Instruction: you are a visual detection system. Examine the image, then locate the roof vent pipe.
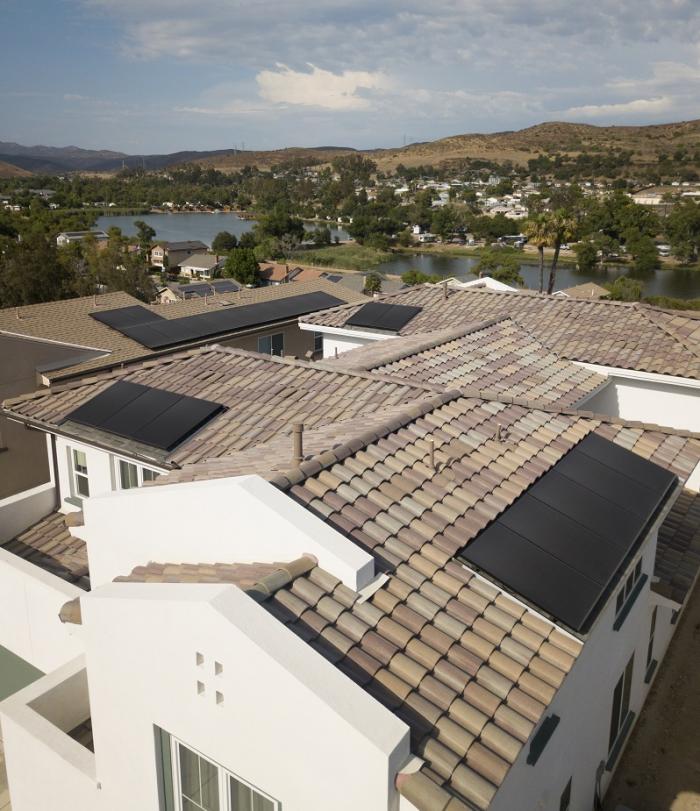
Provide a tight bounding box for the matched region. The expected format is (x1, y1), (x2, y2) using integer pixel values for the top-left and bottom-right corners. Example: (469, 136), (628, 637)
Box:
(428, 439), (435, 471)
(496, 423), (502, 441)
(442, 280), (448, 300)
(292, 422), (304, 466)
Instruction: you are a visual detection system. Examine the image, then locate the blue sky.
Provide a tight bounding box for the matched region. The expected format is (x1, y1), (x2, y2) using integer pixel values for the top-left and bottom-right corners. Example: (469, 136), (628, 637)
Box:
(2, 0), (700, 154)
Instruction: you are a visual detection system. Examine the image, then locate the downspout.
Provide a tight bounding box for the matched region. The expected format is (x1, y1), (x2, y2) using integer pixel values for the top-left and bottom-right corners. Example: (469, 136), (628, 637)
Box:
(50, 432), (61, 510)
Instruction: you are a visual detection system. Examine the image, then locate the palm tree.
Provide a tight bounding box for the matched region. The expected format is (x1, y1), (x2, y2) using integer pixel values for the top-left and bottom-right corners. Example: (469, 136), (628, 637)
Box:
(544, 210), (577, 295)
(524, 214), (549, 293)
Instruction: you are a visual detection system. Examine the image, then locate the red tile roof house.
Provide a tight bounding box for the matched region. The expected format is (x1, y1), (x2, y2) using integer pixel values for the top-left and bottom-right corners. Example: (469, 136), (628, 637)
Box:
(300, 283), (700, 433)
(0, 342), (699, 811)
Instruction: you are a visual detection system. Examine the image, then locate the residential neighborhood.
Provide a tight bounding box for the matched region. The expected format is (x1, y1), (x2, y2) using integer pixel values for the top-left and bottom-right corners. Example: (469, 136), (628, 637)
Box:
(3, 3), (700, 811)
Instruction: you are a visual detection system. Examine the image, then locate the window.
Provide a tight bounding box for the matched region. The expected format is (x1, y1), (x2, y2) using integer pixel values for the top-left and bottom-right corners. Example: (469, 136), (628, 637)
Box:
(171, 740), (278, 811)
(560, 778), (572, 811)
(257, 333), (284, 357)
(117, 459), (160, 489)
(646, 606), (658, 670)
(614, 556), (644, 621)
(609, 653), (634, 752)
(72, 449), (90, 498)
(178, 744), (219, 811)
(313, 331), (323, 354)
(119, 460), (139, 489)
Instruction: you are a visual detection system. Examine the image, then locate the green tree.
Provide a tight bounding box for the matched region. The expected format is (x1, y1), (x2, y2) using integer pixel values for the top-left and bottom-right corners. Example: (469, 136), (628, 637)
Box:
(524, 214), (549, 293)
(624, 229), (659, 272)
(472, 248), (523, 287)
(211, 231), (238, 252)
(134, 220), (156, 256)
(222, 248), (259, 285)
(402, 270), (442, 286)
(666, 200), (700, 262)
(543, 210), (577, 294)
(573, 241), (598, 273)
(364, 272), (382, 294)
(431, 206), (459, 240)
(604, 277), (644, 301)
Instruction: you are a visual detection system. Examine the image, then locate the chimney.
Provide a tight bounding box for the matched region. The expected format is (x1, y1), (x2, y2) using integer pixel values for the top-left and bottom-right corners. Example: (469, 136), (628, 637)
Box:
(292, 423), (304, 466)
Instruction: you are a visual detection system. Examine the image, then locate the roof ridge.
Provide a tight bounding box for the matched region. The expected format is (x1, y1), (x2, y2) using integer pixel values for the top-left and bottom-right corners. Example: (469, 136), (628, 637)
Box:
(267, 389), (463, 491)
(327, 317), (513, 372)
(639, 306), (700, 361)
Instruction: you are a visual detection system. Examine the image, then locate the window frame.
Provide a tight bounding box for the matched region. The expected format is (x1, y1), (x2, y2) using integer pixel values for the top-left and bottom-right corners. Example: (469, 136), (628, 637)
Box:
(613, 555), (647, 630)
(115, 456), (161, 490)
(170, 738), (279, 811)
(257, 332), (284, 357)
(609, 653), (634, 753)
(71, 448), (90, 498)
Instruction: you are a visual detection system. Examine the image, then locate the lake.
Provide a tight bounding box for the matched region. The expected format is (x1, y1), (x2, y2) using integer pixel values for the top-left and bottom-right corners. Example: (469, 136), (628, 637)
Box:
(98, 212), (350, 245)
(99, 213), (700, 299)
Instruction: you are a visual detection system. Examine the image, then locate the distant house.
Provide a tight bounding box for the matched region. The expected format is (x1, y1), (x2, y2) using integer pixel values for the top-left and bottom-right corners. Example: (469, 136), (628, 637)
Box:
(56, 230), (109, 247)
(157, 279), (241, 303)
(150, 240), (208, 269)
(176, 253), (224, 280)
(554, 282), (609, 300)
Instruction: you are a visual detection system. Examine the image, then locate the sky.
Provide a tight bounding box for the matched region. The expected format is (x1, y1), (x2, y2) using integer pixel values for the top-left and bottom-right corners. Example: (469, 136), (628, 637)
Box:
(2, 0), (700, 154)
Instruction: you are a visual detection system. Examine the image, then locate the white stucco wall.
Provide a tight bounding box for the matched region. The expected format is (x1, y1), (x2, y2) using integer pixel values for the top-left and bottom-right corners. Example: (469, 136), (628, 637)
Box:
(489, 530), (667, 811)
(81, 583), (409, 811)
(0, 549), (84, 672)
(80, 475), (374, 590)
(299, 322), (391, 359)
(0, 657), (98, 811)
(54, 435), (167, 511)
(0, 481), (57, 543)
(576, 365), (700, 432)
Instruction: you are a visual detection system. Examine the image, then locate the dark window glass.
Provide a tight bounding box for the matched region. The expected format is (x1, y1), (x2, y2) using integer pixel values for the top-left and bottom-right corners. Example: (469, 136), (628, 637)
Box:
(646, 607), (657, 669)
(560, 778), (572, 811)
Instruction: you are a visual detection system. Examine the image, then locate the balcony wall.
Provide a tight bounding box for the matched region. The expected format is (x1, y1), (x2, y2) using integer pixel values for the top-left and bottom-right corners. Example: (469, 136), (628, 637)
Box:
(0, 657), (98, 811)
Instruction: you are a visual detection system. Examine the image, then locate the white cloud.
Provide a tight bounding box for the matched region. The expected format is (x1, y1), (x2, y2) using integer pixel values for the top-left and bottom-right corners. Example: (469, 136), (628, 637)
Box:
(256, 64), (389, 110)
(564, 96), (674, 118)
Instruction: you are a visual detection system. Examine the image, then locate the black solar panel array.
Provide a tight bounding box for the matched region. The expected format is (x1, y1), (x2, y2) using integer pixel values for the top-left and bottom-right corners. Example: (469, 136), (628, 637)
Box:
(63, 380), (225, 451)
(345, 302), (422, 332)
(459, 433), (678, 632)
(90, 291), (344, 349)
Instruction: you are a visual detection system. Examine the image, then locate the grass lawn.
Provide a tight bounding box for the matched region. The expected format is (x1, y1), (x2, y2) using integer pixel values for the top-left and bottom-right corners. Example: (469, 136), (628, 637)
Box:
(290, 244), (392, 270)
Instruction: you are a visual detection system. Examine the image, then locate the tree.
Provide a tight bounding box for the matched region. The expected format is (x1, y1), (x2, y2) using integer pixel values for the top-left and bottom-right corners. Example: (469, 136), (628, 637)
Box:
(624, 229), (659, 272)
(524, 214), (549, 293)
(212, 231), (238, 252)
(364, 272), (382, 294)
(134, 219), (156, 256)
(311, 226), (332, 247)
(604, 277), (643, 301)
(402, 270), (442, 286)
(431, 206), (459, 241)
(222, 248), (259, 285)
(573, 241), (598, 273)
(472, 248), (523, 287)
(666, 200), (700, 262)
(543, 210), (577, 294)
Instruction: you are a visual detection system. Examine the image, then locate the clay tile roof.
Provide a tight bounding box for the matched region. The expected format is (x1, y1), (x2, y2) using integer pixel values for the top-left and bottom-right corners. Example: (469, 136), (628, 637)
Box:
(0, 279), (364, 382)
(114, 554), (317, 598)
(2, 511), (89, 589)
(327, 318), (608, 410)
(2, 345), (436, 466)
(301, 285), (700, 379)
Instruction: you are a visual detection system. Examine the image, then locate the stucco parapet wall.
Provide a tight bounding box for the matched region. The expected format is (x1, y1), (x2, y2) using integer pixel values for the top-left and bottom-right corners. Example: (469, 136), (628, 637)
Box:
(80, 474), (374, 591)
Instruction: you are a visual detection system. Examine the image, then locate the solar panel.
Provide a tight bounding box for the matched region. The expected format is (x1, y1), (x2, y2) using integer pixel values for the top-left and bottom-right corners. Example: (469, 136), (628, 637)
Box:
(458, 433), (677, 632)
(91, 305), (164, 329)
(89, 292), (344, 349)
(63, 380), (225, 451)
(344, 302), (422, 331)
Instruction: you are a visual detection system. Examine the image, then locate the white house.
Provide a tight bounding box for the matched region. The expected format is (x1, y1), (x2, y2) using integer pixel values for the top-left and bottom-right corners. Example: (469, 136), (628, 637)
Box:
(177, 253), (224, 280)
(0, 365), (698, 811)
(56, 230), (109, 247)
(299, 285), (700, 433)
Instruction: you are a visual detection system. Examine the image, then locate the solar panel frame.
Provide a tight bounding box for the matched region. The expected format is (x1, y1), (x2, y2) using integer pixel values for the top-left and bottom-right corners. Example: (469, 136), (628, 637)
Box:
(459, 433), (678, 633)
(89, 291), (345, 349)
(344, 302), (423, 332)
(91, 306), (164, 329)
(62, 380), (225, 452)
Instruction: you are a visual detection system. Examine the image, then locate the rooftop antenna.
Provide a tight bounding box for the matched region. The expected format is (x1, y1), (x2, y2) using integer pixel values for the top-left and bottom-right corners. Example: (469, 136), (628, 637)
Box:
(292, 423), (304, 466)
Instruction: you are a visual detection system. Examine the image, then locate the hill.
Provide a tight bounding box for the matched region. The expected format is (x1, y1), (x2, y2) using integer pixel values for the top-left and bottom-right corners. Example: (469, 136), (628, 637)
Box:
(0, 159), (32, 178)
(364, 120), (700, 171)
